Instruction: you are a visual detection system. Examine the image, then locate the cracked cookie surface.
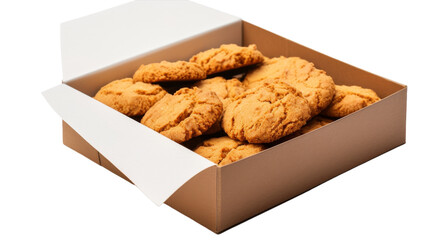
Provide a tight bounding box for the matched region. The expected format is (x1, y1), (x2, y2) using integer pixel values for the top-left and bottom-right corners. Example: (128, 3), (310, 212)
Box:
(321, 85), (380, 117)
(133, 60), (206, 83)
(93, 78), (167, 116)
(141, 87), (222, 143)
(222, 80), (311, 143)
(189, 44), (264, 75)
(194, 136), (264, 166)
(194, 77), (245, 134)
(243, 57), (335, 116)
(194, 77), (245, 105)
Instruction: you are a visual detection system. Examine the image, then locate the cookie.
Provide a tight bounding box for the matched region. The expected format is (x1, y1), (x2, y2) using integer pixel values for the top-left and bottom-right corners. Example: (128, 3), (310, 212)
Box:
(321, 85), (381, 117)
(243, 56), (335, 116)
(194, 136), (264, 166)
(194, 77), (245, 134)
(141, 87), (223, 143)
(222, 80), (312, 143)
(297, 116), (333, 135)
(133, 60), (206, 83)
(194, 77), (245, 105)
(93, 78), (167, 116)
(189, 44), (264, 75)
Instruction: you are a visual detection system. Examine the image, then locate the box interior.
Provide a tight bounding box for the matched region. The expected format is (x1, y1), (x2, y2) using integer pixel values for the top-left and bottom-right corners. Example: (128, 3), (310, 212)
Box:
(61, 20), (406, 233)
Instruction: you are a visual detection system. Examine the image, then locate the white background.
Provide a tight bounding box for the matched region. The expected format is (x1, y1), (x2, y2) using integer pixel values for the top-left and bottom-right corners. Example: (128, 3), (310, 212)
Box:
(1, 0), (428, 239)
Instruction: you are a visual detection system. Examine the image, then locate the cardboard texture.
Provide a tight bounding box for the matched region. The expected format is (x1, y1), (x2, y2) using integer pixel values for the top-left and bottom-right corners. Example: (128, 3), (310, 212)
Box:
(45, 1), (407, 234)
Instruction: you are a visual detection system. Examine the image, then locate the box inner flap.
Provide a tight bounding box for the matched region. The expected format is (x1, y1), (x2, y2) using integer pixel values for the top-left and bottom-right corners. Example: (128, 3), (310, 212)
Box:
(43, 84), (215, 206)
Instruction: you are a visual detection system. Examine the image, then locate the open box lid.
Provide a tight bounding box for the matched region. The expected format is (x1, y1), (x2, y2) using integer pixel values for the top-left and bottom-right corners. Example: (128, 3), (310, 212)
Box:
(44, 0), (242, 206)
(61, 0), (240, 82)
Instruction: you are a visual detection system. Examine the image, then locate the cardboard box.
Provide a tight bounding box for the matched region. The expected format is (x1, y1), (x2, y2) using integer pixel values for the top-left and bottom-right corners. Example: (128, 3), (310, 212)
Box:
(44, 1), (407, 234)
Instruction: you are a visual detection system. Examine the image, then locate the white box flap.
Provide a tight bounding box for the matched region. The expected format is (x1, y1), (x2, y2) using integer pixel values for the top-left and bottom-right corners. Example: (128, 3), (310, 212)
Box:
(43, 84), (215, 206)
(61, 0), (240, 82)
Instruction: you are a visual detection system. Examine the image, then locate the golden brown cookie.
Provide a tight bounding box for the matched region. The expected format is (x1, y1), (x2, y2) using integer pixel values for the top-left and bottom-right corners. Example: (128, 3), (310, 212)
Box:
(93, 78), (167, 116)
(141, 87), (223, 143)
(297, 116), (334, 135)
(194, 77), (245, 134)
(194, 136), (264, 166)
(222, 80), (312, 143)
(194, 77), (245, 105)
(321, 85), (381, 117)
(243, 56), (335, 117)
(189, 44), (265, 75)
(133, 60), (206, 83)
(218, 145), (264, 166)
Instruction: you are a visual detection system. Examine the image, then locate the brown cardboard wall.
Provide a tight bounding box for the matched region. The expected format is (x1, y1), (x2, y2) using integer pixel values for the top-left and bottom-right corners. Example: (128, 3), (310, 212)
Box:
(165, 166), (218, 232)
(62, 121), (99, 165)
(217, 88), (406, 232)
(210, 22), (408, 233)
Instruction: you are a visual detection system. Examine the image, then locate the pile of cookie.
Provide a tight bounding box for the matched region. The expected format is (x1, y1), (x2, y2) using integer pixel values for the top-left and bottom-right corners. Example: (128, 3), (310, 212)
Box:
(94, 44), (380, 166)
